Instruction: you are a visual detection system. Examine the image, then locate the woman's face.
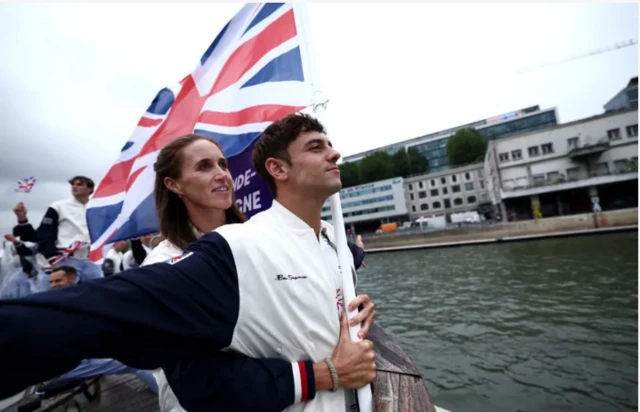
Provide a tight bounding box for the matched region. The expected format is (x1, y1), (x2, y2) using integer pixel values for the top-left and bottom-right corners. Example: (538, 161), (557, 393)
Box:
(166, 139), (234, 211)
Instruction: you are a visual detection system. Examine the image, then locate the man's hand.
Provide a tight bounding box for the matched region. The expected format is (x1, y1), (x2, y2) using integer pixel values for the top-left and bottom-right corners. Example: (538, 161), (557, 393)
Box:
(331, 311), (376, 389)
(4, 234), (18, 244)
(347, 295), (375, 339)
(13, 202), (27, 222)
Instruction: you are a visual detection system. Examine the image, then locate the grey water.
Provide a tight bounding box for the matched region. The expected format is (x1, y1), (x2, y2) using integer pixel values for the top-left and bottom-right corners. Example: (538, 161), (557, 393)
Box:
(359, 231), (638, 412)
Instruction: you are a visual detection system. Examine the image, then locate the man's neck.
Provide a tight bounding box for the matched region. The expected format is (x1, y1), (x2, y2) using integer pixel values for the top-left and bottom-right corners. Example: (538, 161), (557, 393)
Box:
(188, 206), (226, 235)
(74, 196), (89, 204)
(276, 193), (325, 237)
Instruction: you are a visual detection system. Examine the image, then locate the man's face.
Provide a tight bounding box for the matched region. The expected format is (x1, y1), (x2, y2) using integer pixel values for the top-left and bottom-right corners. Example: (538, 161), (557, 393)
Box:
(71, 179), (92, 198)
(114, 241), (127, 252)
(141, 234), (152, 246)
(49, 270), (76, 289)
(281, 131), (342, 198)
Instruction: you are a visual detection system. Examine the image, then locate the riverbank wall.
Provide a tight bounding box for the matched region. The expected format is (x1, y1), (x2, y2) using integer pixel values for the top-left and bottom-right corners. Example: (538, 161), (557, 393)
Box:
(363, 208), (638, 253)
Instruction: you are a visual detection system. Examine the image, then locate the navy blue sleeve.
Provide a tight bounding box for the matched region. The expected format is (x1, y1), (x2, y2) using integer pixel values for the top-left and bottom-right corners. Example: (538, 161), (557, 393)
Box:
(165, 355), (316, 412)
(347, 241), (365, 270)
(130, 238), (148, 265)
(12, 222), (38, 243)
(36, 207), (60, 259)
(0, 232), (240, 399)
(13, 242), (34, 257)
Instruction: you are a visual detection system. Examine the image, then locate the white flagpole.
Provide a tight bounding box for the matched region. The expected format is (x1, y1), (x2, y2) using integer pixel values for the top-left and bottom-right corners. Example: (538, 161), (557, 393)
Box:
(293, 4), (374, 411)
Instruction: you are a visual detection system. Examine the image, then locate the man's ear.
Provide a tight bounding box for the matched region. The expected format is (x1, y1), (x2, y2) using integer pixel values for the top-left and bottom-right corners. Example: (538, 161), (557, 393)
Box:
(265, 157), (289, 184)
(164, 177), (182, 196)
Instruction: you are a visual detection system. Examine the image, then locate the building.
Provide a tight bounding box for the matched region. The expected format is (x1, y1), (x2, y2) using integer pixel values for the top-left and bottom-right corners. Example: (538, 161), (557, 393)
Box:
(484, 108), (638, 220)
(342, 105), (558, 174)
(321, 177), (410, 233)
(604, 77), (638, 113)
(403, 163), (490, 219)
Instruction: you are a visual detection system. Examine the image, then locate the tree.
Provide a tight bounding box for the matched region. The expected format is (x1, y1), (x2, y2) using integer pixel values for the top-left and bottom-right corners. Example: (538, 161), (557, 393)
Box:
(391, 149), (410, 178)
(338, 161), (360, 188)
(358, 151), (395, 184)
(446, 128), (488, 166)
(406, 147), (427, 174)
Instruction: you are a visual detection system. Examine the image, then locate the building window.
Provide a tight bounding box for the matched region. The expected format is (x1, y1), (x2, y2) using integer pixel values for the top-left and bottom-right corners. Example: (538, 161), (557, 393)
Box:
(627, 124), (638, 137)
(465, 172), (471, 181)
(465, 182), (474, 191)
(443, 187), (448, 195)
(567, 167), (581, 181)
(614, 159), (630, 173)
(453, 198), (463, 206)
(430, 180), (436, 187)
(443, 198), (451, 208)
(594, 162), (610, 176)
(607, 128), (621, 140)
(430, 189), (439, 196)
(477, 169), (484, 178)
(528, 146), (540, 157)
(547, 171), (559, 182)
(451, 175), (458, 183)
(432, 201), (441, 209)
(533, 174), (545, 185)
(418, 191), (427, 199)
(420, 203), (429, 211)
(511, 149), (522, 160)
(467, 196), (477, 204)
(441, 177), (446, 184)
(411, 205), (416, 213)
(479, 180), (485, 189)
(451, 185), (461, 193)
(408, 184), (413, 191)
(418, 181), (424, 189)
(499, 152), (509, 162)
(541, 143), (554, 154)
(567, 137), (579, 150)
(410, 194), (414, 201)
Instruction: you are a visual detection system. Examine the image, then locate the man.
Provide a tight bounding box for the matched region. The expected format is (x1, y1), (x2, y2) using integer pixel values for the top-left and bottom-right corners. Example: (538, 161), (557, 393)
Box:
(0, 113), (376, 412)
(102, 241), (127, 277)
(37, 175), (101, 282)
(11, 203), (37, 243)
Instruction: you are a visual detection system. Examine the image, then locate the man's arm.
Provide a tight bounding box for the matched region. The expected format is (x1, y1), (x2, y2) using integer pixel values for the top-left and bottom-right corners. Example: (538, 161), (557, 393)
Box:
(130, 238), (148, 265)
(347, 241), (365, 270)
(0, 232), (242, 398)
(13, 222), (37, 243)
(36, 207), (60, 258)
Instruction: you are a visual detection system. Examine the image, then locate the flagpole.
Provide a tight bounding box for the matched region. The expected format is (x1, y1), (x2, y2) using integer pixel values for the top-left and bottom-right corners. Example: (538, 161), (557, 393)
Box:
(293, 4), (374, 411)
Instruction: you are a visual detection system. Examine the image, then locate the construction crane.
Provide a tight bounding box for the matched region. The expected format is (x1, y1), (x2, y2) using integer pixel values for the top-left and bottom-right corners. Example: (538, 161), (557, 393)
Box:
(517, 38), (638, 73)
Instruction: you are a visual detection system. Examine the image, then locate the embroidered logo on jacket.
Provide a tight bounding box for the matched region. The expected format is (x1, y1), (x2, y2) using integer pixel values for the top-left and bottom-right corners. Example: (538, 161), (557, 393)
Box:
(275, 274), (308, 281)
(166, 251), (193, 265)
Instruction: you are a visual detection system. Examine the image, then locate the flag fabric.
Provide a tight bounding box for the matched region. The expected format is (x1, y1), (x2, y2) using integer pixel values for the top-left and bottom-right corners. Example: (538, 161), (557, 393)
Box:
(50, 241), (85, 267)
(15, 177), (36, 193)
(86, 3), (314, 263)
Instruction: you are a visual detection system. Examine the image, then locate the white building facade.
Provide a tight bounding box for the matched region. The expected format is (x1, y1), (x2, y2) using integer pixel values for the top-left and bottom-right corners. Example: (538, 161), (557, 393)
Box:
(484, 108), (638, 220)
(403, 163), (490, 219)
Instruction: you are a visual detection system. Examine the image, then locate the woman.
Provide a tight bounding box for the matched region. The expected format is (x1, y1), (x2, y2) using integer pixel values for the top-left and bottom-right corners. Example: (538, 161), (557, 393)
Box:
(143, 134), (369, 412)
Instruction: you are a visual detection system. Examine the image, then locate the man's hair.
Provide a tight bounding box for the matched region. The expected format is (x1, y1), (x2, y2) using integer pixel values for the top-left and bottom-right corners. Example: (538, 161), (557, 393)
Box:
(53, 265), (77, 277)
(251, 113), (326, 196)
(69, 175), (95, 193)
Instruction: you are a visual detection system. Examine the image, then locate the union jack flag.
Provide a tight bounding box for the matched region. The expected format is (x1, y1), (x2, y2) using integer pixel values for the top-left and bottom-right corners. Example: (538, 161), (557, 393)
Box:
(50, 241), (85, 266)
(86, 3), (315, 263)
(15, 177), (36, 193)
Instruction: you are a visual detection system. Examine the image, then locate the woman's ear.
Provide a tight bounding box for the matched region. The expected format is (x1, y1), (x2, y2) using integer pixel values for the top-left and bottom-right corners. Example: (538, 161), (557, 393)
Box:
(164, 177), (181, 196)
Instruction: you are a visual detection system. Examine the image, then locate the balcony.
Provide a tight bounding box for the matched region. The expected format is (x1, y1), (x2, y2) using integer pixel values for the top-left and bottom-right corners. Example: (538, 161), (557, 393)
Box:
(567, 138), (610, 160)
(499, 168), (638, 199)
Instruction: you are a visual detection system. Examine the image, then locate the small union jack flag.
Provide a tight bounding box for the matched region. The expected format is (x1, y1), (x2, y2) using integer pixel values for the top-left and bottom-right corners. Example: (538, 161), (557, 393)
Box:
(50, 241), (85, 266)
(15, 177), (36, 193)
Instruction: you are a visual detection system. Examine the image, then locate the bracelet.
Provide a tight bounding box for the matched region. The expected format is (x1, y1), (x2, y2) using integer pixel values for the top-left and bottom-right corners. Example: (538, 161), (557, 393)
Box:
(324, 359), (339, 392)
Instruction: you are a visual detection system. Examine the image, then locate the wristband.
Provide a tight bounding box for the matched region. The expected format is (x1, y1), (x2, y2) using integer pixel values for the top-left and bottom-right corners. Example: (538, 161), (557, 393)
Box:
(324, 359), (339, 392)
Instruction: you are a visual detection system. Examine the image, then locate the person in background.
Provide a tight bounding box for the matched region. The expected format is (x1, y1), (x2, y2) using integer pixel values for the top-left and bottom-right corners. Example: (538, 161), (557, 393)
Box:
(12, 203), (37, 243)
(36, 176), (101, 282)
(123, 234), (152, 270)
(102, 241), (127, 277)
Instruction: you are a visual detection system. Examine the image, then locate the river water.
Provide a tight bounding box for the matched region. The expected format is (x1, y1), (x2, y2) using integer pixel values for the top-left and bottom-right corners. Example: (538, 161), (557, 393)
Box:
(358, 231), (638, 412)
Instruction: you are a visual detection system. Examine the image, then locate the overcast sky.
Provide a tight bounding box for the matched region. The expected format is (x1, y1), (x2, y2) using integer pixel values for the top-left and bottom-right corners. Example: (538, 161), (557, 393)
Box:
(0, 2), (637, 235)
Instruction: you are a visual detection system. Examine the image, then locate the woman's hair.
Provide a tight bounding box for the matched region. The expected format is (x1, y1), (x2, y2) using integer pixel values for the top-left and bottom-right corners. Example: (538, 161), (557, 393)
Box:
(154, 134), (246, 251)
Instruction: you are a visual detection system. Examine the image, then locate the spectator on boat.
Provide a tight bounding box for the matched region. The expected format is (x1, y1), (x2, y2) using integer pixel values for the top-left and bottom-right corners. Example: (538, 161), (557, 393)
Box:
(101, 241), (127, 277)
(123, 234), (153, 270)
(0, 114), (377, 412)
(11, 202), (38, 243)
(47, 265), (158, 393)
(36, 176), (102, 282)
(0, 235), (49, 298)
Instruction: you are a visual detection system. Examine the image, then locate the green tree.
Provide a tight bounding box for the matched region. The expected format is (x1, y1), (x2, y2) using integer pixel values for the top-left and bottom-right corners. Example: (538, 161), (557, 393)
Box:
(338, 161), (360, 188)
(391, 149), (410, 178)
(446, 128), (488, 166)
(406, 147), (427, 174)
(359, 151), (395, 184)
